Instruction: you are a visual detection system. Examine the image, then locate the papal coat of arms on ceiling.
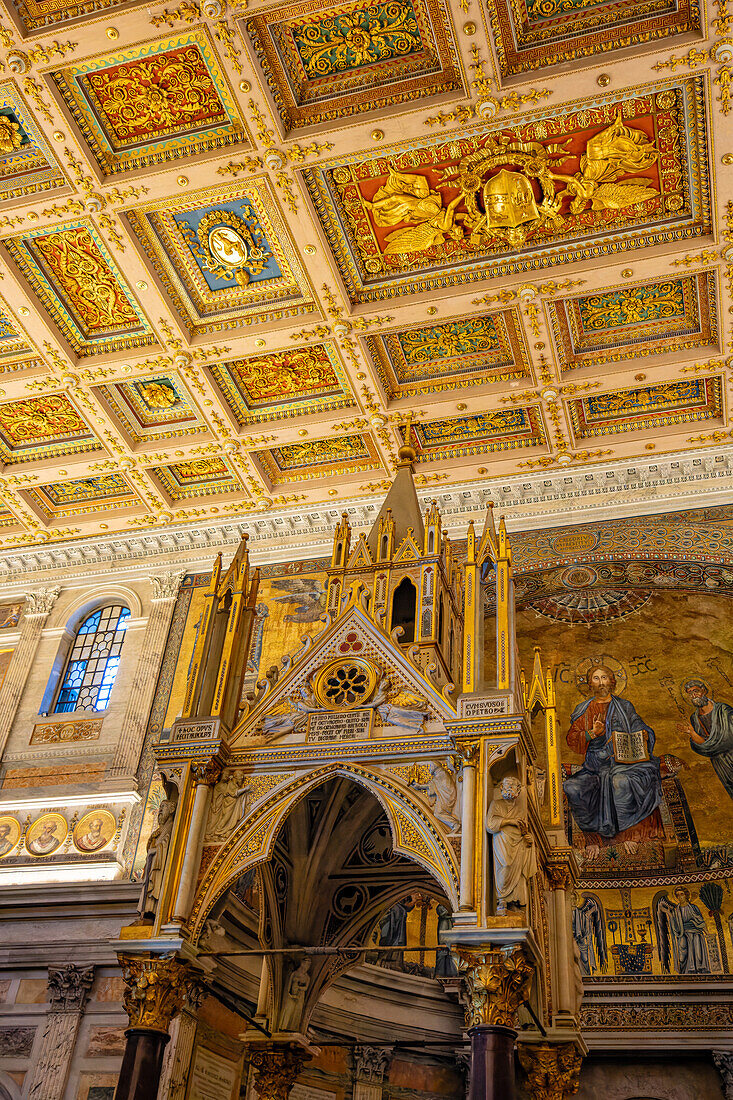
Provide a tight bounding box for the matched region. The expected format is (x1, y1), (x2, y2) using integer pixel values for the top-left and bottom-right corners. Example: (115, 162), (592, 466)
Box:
(179, 210), (273, 289)
(368, 112), (659, 254)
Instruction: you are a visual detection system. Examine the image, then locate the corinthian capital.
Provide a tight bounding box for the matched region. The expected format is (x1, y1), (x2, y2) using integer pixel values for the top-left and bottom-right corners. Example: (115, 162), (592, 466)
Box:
(455, 945), (533, 1030)
(246, 1042), (310, 1100)
(518, 1043), (582, 1100)
(24, 586), (61, 618)
(150, 571), (185, 602)
(47, 964), (94, 1013)
(354, 1045), (392, 1082)
(118, 953), (190, 1034)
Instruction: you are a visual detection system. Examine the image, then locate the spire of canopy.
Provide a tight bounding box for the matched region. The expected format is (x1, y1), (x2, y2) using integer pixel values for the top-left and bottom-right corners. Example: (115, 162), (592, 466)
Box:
(366, 441), (425, 558)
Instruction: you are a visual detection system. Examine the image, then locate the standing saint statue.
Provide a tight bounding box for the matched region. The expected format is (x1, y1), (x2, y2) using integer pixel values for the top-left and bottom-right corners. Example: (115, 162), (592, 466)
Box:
(278, 958), (311, 1032)
(486, 776), (537, 916)
(138, 775), (178, 919)
(207, 770), (251, 840)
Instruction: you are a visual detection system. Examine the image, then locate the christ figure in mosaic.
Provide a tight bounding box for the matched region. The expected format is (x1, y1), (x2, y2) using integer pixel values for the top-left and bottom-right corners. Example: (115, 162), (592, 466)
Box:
(563, 663), (663, 859)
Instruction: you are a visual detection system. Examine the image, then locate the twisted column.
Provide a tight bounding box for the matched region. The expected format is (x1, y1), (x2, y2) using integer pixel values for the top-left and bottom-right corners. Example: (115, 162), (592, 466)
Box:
(109, 572), (183, 780)
(0, 587), (60, 762)
(26, 964), (94, 1100)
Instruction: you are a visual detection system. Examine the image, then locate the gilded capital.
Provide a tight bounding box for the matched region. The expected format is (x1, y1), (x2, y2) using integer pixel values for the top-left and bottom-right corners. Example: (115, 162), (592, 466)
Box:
(190, 757), (224, 787)
(545, 862), (573, 891)
(246, 1043), (310, 1100)
(455, 945), (534, 1030)
(518, 1043), (582, 1100)
(118, 953), (190, 1034)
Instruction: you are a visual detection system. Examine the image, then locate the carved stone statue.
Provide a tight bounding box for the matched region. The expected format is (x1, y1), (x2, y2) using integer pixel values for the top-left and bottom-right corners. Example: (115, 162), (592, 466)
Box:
(278, 958), (311, 1032)
(138, 774), (178, 918)
(206, 770), (251, 840)
(486, 776), (537, 916)
(411, 759), (461, 833)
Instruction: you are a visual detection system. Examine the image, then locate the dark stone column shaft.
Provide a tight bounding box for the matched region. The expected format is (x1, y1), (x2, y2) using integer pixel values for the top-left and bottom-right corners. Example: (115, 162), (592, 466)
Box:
(114, 1028), (170, 1100)
(468, 1025), (517, 1100)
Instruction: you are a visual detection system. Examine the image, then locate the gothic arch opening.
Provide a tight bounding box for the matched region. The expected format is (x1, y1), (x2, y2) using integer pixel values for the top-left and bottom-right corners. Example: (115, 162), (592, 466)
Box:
(198, 777), (463, 1048)
(390, 577), (417, 643)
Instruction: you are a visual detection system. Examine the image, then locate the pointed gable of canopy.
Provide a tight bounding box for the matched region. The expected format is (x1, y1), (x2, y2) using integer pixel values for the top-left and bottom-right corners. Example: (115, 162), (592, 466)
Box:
(365, 443), (425, 561)
(229, 581), (458, 748)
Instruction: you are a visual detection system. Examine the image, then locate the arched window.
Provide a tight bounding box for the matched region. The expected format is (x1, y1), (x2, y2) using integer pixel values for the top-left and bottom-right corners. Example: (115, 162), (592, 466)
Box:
(54, 604), (130, 713)
(390, 577), (416, 643)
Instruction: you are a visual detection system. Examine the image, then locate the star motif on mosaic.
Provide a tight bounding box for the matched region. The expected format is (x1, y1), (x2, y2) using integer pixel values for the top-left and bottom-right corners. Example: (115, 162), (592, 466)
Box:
(50, 30), (248, 176)
(3, 221), (154, 357)
(125, 181), (315, 336)
(548, 271), (719, 373)
(365, 311), (531, 399)
(569, 376), (723, 438)
(209, 343), (354, 425)
(303, 77), (710, 304)
(254, 433), (382, 484)
(242, 0), (461, 133)
(95, 375), (207, 445)
(0, 394), (99, 465)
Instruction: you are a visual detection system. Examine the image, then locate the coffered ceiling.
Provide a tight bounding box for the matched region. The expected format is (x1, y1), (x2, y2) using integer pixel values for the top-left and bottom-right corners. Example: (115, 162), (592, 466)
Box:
(0, 0), (726, 550)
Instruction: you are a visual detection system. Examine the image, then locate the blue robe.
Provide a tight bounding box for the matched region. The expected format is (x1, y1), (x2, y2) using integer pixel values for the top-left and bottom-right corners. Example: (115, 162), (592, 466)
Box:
(563, 694), (662, 838)
(690, 702), (733, 800)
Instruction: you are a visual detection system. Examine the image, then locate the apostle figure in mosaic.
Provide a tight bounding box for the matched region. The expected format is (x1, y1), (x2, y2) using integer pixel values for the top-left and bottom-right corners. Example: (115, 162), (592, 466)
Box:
(563, 664), (663, 859)
(681, 679), (733, 801)
(486, 775), (537, 916)
(654, 887), (710, 975)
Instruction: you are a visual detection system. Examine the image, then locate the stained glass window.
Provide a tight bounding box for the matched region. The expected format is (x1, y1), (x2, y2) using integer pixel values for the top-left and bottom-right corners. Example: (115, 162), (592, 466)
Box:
(53, 604), (130, 713)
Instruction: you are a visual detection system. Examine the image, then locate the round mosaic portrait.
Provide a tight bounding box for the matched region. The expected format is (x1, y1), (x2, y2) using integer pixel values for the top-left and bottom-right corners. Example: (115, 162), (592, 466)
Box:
(25, 812), (67, 857)
(0, 815), (21, 859)
(73, 809), (117, 854)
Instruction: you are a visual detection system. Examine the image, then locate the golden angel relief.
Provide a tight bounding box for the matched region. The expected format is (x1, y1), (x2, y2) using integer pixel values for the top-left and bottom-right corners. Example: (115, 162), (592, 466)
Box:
(366, 113), (659, 254)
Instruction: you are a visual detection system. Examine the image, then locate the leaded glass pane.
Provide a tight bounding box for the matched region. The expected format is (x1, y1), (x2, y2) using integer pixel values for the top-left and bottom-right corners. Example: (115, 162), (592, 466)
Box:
(53, 605), (130, 713)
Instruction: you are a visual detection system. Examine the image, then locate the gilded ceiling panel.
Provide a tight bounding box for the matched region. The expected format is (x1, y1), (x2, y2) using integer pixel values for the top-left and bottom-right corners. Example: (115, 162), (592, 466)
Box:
(407, 406), (545, 462)
(24, 473), (138, 519)
(253, 433), (382, 484)
(2, 221), (154, 357)
(242, 0), (462, 133)
(0, 298), (41, 374)
(302, 75), (710, 304)
(152, 456), (242, 500)
(364, 309), (531, 400)
(125, 180), (315, 336)
(50, 30), (247, 176)
(487, 0), (701, 78)
(11, 0), (129, 33)
(548, 270), (719, 373)
(569, 376), (724, 439)
(208, 343), (353, 425)
(0, 394), (99, 465)
(0, 86), (65, 200)
(94, 375), (207, 445)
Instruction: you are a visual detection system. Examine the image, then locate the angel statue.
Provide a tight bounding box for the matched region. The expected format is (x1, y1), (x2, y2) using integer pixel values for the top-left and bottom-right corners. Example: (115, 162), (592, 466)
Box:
(552, 111), (659, 214)
(138, 774), (178, 919)
(410, 758), (461, 833)
(206, 770), (251, 840)
(572, 892), (608, 976)
(653, 887), (710, 975)
(365, 165), (465, 255)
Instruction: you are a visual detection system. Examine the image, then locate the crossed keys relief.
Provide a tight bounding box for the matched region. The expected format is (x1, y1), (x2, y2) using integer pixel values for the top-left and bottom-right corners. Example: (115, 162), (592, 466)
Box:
(365, 112), (659, 253)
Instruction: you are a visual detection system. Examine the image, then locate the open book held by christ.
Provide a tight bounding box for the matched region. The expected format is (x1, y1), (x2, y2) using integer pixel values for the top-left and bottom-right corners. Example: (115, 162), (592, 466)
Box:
(612, 728), (649, 764)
